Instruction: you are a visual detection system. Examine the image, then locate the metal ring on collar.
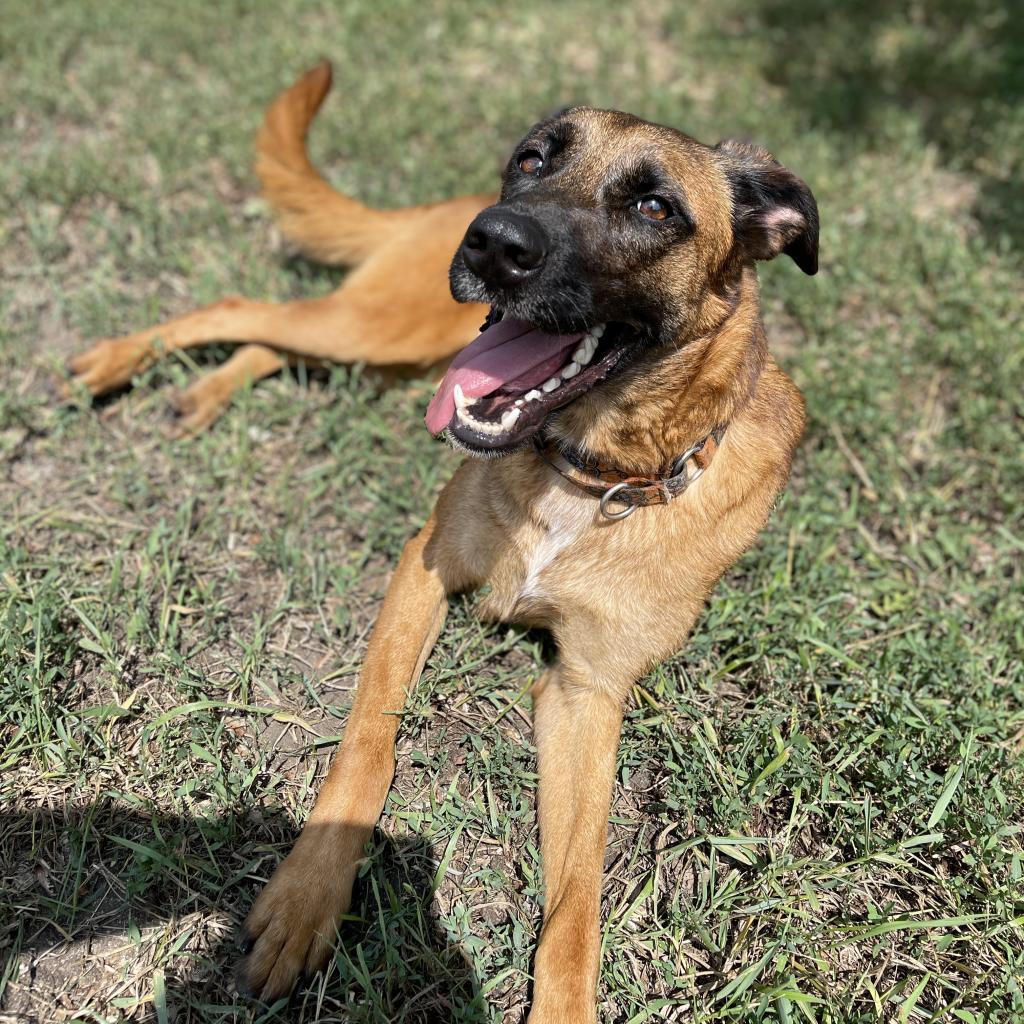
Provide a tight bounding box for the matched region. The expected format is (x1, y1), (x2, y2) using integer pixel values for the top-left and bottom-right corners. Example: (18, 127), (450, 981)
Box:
(599, 482), (638, 520)
(670, 441), (704, 479)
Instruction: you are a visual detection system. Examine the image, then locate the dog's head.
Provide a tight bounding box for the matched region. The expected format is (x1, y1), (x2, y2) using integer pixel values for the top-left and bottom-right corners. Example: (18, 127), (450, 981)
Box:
(427, 107), (818, 454)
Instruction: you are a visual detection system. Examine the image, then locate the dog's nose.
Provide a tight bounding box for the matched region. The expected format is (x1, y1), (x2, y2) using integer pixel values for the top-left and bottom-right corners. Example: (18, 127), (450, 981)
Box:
(460, 209), (547, 288)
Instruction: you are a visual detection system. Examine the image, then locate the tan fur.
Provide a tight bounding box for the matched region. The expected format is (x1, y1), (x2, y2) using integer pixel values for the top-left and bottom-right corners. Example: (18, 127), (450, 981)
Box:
(66, 62), (491, 432)
(71, 64), (810, 1023)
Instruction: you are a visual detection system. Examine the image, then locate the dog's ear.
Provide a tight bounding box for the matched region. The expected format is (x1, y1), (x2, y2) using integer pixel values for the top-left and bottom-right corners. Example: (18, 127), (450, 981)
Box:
(715, 139), (819, 275)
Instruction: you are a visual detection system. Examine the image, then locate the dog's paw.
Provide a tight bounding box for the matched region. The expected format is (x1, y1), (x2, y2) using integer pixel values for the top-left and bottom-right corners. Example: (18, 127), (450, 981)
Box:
(235, 840), (354, 1002)
(167, 379), (229, 438)
(65, 337), (151, 397)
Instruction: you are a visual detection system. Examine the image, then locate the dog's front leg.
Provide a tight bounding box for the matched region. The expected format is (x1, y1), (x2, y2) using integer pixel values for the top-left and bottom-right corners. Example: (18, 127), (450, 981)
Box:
(236, 517), (449, 1001)
(529, 662), (625, 1024)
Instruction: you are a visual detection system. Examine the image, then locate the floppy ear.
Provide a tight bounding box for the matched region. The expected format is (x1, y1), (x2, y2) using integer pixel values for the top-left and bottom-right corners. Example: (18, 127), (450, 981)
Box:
(715, 139), (819, 275)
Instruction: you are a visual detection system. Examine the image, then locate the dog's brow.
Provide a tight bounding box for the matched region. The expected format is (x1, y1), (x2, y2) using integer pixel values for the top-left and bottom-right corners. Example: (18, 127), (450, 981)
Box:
(601, 154), (692, 218)
(534, 118), (575, 154)
(610, 156), (664, 194)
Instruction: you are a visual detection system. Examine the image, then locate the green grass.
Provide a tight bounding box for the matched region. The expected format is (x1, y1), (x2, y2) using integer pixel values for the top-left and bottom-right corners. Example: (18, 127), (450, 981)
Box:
(2, 1), (1023, 1021)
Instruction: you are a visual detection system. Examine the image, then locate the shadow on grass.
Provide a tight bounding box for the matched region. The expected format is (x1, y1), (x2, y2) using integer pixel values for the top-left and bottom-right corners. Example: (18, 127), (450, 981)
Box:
(0, 803), (485, 1023)
(743, 0), (1024, 250)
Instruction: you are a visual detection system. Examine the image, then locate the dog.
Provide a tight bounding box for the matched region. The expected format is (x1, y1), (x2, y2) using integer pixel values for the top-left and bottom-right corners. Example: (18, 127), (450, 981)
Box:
(74, 62), (817, 1022)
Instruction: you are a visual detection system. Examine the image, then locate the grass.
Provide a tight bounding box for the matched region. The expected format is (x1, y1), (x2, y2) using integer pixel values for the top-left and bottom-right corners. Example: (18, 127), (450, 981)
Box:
(1, 1), (1022, 1021)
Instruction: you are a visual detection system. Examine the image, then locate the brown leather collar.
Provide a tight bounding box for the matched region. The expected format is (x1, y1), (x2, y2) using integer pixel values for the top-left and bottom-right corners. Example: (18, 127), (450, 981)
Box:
(534, 426), (726, 519)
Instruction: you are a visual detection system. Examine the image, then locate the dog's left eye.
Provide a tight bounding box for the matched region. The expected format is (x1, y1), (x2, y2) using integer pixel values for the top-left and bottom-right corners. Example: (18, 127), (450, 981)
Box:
(517, 150), (544, 174)
(635, 196), (672, 221)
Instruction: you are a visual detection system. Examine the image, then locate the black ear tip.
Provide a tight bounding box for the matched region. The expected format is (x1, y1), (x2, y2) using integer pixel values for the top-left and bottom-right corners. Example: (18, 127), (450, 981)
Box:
(782, 232), (818, 275)
(792, 193), (819, 275)
(787, 214), (819, 275)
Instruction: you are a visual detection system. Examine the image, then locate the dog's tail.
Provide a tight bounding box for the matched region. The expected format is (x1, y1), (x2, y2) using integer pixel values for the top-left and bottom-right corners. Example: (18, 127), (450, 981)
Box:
(255, 60), (396, 265)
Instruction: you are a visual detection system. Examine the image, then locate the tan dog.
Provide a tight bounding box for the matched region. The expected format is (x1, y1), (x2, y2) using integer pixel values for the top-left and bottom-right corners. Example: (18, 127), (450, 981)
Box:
(74, 63), (817, 1022)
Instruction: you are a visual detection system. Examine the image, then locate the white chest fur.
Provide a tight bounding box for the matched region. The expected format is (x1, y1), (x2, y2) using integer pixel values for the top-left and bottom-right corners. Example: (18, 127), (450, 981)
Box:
(517, 480), (591, 601)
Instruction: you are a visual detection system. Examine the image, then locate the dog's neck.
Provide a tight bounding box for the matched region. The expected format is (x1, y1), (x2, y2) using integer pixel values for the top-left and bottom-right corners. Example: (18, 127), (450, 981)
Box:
(548, 267), (767, 474)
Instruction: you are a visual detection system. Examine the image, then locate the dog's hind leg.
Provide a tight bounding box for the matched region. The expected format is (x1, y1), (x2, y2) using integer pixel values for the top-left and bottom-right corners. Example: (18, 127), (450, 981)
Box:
(65, 296), (291, 399)
(66, 275), (483, 407)
(167, 344), (287, 437)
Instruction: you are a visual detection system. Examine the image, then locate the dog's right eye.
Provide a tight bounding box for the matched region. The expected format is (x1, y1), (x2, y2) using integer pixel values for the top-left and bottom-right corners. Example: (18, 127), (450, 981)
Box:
(517, 150), (544, 174)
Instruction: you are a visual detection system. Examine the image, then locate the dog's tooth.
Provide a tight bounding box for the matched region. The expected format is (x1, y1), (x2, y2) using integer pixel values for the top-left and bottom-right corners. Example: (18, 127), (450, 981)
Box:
(515, 398), (524, 407)
(524, 389), (542, 402)
(573, 344), (594, 366)
(562, 361), (580, 379)
(591, 323), (605, 338)
(457, 403), (513, 436)
(542, 377), (560, 393)
(454, 383), (473, 411)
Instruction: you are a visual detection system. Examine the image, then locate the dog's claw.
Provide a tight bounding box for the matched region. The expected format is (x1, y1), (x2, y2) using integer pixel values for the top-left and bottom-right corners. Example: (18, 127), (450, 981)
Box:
(232, 967), (255, 998)
(237, 930), (255, 957)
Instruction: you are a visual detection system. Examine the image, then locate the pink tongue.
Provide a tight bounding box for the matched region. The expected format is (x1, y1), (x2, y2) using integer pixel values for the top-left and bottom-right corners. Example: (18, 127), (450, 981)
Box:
(425, 318), (584, 434)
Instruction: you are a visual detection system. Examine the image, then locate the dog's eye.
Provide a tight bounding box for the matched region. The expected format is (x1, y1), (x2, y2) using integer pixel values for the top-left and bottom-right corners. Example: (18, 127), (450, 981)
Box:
(517, 150), (544, 174)
(635, 196), (672, 221)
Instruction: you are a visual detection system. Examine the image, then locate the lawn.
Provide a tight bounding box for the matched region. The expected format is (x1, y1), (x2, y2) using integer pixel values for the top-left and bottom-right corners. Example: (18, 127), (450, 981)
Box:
(1, 1), (1022, 1022)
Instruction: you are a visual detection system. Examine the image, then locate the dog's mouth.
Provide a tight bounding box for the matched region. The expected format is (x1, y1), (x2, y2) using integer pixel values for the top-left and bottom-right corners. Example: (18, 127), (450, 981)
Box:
(425, 312), (636, 453)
